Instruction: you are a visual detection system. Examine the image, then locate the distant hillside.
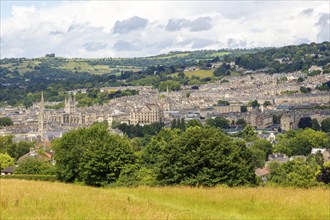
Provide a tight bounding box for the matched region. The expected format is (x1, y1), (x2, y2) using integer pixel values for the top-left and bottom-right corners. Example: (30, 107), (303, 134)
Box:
(230, 42), (330, 73)
(0, 42), (329, 106)
(0, 49), (245, 75)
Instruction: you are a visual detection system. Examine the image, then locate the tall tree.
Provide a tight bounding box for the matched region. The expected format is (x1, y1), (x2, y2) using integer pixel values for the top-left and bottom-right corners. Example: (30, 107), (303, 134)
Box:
(269, 158), (320, 187)
(274, 128), (329, 156)
(311, 118), (321, 131)
(53, 122), (136, 186)
(298, 117), (312, 129)
(0, 117), (13, 127)
(0, 153), (15, 170)
(53, 123), (110, 182)
(143, 127), (257, 186)
(206, 117), (229, 129)
(321, 118), (330, 132)
(79, 133), (136, 186)
(186, 119), (203, 128)
(242, 124), (258, 142)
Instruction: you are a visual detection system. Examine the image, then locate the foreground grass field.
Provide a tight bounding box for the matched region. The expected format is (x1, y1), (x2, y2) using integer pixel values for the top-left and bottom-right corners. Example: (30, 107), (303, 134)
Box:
(1, 179), (329, 219)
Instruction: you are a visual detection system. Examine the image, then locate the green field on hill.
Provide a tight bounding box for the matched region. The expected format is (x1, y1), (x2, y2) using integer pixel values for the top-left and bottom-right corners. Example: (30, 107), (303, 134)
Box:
(184, 69), (214, 78)
(147, 52), (191, 60)
(1, 179), (329, 219)
(59, 60), (142, 74)
(210, 51), (231, 57)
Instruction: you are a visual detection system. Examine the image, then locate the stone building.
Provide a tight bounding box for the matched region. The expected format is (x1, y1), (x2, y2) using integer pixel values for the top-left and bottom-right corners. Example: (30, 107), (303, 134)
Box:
(64, 93), (76, 114)
(245, 112), (273, 129)
(280, 114), (296, 131)
(214, 104), (242, 114)
(281, 110), (330, 131)
(130, 104), (162, 125)
(37, 92), (101, 138)
(275, 93), (330, 105)
(46, 93), (100, 126)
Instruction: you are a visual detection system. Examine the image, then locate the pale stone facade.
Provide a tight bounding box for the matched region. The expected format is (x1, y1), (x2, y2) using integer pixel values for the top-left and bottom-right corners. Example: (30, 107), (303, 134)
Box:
(281, 111), (330, 131)
(280, 114), (296, 131)
(130, 104), (162, 125)
(275, 93), (330, 105)
(214, 105), (241, 114)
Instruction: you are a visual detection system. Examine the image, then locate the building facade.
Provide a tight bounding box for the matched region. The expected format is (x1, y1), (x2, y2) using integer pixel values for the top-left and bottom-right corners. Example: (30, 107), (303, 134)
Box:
(130, 104), (162, 125)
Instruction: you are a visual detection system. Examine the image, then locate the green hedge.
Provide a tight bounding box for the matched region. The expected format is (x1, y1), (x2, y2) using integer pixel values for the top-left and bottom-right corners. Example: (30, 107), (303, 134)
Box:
(0, 174), (57, 182)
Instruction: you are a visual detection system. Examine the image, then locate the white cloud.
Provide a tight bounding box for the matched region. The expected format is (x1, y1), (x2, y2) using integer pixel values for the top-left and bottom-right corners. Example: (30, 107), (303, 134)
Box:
(0, 1), (329, 58)
(113, 16), (148, 34)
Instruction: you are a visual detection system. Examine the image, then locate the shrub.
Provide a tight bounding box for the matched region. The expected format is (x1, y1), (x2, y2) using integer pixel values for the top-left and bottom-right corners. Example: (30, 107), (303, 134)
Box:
(0, 174), (57, 182)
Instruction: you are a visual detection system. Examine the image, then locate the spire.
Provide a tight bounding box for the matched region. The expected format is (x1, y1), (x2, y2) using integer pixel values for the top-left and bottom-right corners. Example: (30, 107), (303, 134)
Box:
(40, 91), (44, 109)
(70, 92), (76, 113)
(68, 92), (72, 102)
(64, 92), (76, 114)
(64, 95), (68, 113)
(166, 86), (171, 111)
(38, 91), (45, 140)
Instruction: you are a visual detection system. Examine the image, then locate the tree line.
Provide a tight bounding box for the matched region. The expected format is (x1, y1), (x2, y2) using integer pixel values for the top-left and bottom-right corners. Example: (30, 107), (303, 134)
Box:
(2, 121), (327, 187)
(2, 121), (330, 187)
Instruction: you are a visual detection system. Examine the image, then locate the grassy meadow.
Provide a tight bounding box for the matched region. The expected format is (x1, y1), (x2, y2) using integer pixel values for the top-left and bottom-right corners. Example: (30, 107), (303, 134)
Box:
(146, 52), (190, 60)
(210, 51), (231, 57)
(184, 69), (214, 79)
(1, 179), (329, 219)
(59, 61), (142, 75)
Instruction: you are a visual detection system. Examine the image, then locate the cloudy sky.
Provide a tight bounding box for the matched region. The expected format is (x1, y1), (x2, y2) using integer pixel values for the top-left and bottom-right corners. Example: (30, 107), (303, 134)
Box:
(0, 0), (329, 58)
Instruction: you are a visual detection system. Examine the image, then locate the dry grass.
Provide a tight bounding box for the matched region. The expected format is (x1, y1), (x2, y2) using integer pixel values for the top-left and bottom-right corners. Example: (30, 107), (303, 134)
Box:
(1, 179), (329, 219)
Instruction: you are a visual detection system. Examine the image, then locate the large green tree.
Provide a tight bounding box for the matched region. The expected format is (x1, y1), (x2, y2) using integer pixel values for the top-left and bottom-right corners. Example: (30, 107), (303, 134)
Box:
(186, 119), (203, 128)
(321, 118), (330, 132)
(269, 158), (320, 187)
(0, 117), (13, 127)
(251, 139), (273, 159)
(242, 124), (258, 142)
(249, 139), (273, 168)
(158, 80), (181, 92)
(53, 122), (136, 186)
(0, 135), (31, 160)
(6, 141), (33, 160)
(143, 127), (257, 186)
(311, 118), (321, 131)
(206, 117), (229, 129)
(274, 129), (329, 156)
(79, 133), (136, 186)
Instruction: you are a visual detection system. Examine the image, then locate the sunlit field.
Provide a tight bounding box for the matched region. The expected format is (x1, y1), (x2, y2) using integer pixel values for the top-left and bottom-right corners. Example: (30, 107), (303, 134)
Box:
(184, 69), (214, 78)
(1, 179), (329, 219)
(210, 51), (231, 57)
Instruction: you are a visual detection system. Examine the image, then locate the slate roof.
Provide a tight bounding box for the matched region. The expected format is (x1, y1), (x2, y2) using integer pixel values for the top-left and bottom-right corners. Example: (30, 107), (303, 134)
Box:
(1, 166), (15, 173)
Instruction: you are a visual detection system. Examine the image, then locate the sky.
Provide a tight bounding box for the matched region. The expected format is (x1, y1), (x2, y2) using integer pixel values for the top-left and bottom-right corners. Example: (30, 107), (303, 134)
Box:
(0, 0), (329, 58)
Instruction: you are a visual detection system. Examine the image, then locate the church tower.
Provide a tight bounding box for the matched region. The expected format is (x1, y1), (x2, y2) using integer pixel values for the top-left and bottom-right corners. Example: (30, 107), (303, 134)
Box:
(165, 85), (172, 111)
(38, 91), (46, 139)
(65, 92), (76, 114)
